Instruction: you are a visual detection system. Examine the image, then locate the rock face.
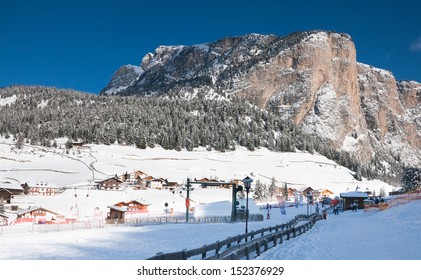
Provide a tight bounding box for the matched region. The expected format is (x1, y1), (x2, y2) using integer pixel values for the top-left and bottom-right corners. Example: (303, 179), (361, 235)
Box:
(101, 64), (143, 95)
(101, 30), (421, 168)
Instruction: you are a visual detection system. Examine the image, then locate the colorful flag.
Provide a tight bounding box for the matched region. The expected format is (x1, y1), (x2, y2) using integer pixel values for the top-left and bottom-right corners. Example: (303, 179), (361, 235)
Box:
(276, 195), (287, 215)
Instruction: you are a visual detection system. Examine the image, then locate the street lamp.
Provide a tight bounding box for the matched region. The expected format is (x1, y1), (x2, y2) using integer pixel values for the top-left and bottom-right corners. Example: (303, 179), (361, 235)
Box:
(164, 202), (168, 222)
(306, 191), (313, 215)
(242, 176), (253, 242)
(185, 178), (192, 223)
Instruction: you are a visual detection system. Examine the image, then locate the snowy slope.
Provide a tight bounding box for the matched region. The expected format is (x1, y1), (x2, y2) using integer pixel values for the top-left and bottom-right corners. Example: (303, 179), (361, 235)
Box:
(1, 138), (398, 194)
(1, 199), (420, 260)
(1, 138), (399, 216)
(0, 138), (419, 262)
(257, 200), (421, 260)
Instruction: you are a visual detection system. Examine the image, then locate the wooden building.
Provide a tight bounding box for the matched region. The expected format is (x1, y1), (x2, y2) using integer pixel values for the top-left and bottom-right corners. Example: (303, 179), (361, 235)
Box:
(150, 178), (166, 189)
(99, 177), (124, 191)
(119, 170), (148, 183)
(107, 200), (150, 222)
(320, 188), (335, 198)
(1, 180), (24, 203)
(15, 206), (62, 224)
(194, 178), (227, 188)
(300, 186), (314, 196)
(0, 213), (9, 225)
(163, 181), (179, 191)
(28, 182), (62, 196)
(287, 187), (298, 198)
(340, 191), (368, 210)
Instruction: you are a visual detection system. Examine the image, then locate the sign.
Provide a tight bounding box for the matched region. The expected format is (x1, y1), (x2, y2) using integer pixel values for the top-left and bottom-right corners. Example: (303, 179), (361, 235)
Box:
(276, 195), (286, 215)
(185, 198), (190, 208)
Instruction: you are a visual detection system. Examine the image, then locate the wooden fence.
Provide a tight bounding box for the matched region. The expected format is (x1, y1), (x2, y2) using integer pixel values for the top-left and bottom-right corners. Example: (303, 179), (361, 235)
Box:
(106, 214), (264, 225)
(147, 213), (322, 260)
(30, 219), (105, 233)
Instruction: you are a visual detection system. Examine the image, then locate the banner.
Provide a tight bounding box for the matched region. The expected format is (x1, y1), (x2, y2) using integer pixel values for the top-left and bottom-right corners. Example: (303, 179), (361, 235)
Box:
(276, 195), (286, 215)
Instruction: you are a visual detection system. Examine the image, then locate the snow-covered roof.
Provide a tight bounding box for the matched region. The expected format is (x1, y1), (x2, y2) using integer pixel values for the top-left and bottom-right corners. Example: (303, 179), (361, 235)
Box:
(0, 213), (9, 219)
(340, 191), (368, 198)
(1, 180), (23, 190)
(107, 205), (127, 212)
(15, 206), (61, 216)
(112, 199), (151, 207)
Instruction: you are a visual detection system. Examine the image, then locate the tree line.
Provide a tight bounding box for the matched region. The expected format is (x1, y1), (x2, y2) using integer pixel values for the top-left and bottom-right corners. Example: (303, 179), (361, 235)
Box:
(0, 85), (406, 186)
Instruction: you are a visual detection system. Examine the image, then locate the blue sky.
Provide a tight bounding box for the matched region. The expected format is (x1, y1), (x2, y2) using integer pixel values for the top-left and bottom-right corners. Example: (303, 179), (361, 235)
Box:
(1, 0), (420, 94)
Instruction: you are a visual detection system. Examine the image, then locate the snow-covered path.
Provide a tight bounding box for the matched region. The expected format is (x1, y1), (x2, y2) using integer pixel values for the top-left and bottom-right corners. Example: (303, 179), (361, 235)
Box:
(258, 200), (421, 260)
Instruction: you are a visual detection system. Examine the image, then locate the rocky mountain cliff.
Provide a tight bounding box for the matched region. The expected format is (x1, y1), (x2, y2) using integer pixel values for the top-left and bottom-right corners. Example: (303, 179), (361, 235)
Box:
(101, 30), (421, 170)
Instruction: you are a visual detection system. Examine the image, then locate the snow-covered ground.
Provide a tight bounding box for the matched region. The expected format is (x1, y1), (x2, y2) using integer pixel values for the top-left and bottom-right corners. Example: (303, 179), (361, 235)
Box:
(1, 198), (420, 260)
(2, 139), (419, 258)
(0, 138), (398, 195)
(1, 139), (420, 278)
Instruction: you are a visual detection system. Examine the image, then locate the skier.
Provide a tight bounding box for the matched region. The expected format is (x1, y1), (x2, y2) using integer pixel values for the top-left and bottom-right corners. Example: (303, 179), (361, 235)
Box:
(333, 205), (339, 215)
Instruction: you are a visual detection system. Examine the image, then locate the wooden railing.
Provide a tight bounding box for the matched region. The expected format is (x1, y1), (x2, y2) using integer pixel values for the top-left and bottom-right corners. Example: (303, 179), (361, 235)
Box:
(147, 213), (322, 260)
(106, 214), (264, 225)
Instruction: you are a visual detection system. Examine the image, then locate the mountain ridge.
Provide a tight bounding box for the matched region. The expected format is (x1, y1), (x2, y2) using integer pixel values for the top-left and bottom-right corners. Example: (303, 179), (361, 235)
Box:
(101, 30), (421, 171)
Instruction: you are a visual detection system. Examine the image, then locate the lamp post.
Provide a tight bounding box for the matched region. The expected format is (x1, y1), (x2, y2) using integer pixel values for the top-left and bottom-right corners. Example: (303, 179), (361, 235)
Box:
(242, 176), (253, 242)
(185, 178), (191, 222)
(306, 191), (313, 215)
(164, 202), (168, 222)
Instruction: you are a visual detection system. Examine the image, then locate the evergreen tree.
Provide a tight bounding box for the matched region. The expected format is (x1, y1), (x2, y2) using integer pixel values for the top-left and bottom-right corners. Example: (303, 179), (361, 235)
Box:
(379, 187), (386, 197)
(283, 182), (288, 200)
(0, 197), (4, 215)
(0, 85), (411, 185)
(15, 133), (25, 149)
(401, 167), (421, 193)
(268, 177), (277, 201)
(253, 180), (267, 201)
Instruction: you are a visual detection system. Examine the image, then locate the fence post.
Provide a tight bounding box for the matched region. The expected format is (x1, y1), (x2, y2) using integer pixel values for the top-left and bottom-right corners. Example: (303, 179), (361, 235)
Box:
(272, 235), (277, 247)
(215, 241), (220, 255)
(245, 245), (250, 260)
(201, 245), (207, 259)
(263, 239), (269, 251)
(255, 242), (261, 257)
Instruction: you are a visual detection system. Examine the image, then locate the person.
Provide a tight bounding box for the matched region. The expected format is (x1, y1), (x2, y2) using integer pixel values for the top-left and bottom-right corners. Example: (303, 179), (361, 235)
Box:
(352, 202), (357, 212)
(315, 202), (320, 214)
(333, 206), (339, 215)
